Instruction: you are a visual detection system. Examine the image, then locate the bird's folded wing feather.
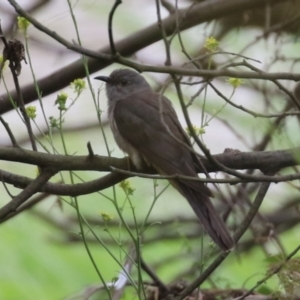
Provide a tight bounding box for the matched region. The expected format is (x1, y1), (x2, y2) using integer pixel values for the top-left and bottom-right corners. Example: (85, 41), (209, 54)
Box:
(113, 92), (212, 198)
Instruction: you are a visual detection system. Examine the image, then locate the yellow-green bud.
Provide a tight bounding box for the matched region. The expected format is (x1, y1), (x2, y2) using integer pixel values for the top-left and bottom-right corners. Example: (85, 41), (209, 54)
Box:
(55, 92), (68, 111)
(71, 79), (86, 94)
(204, 36), (219, 52)
(100, 212), (114, 222)
(186, 125), (205, 136)
(49, 116), (58, 128)
(26, 106), (37, 119)
(226, 78), (244, 89)
(119, 180), (135, 196)
(17, 17), (30, 31)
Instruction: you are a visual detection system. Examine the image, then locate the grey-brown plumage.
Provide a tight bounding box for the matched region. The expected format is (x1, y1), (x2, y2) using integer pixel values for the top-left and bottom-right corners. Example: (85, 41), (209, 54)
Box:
(95, 69), (234, 251)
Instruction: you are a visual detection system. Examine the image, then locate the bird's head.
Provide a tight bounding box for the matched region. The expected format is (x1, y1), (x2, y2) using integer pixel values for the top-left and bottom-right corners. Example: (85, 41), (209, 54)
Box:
(95, 69), (151, 101)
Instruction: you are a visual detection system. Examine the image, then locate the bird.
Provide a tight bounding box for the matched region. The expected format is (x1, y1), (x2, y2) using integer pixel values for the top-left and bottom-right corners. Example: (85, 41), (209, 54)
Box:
(95, 69), (234, 251)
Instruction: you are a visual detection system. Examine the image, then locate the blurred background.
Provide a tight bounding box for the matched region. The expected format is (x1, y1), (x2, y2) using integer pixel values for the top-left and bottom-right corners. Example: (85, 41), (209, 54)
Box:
(1, 0), (300, 299)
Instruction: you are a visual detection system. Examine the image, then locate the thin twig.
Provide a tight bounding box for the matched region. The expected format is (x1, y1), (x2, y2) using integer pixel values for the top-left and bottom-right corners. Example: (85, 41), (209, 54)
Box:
(141, 258), (169, 293)
(110, 165), (300, 184)
(87, 142), (94, 158)
(0, 115), (19, 147)
(108, 0), (122, 55)
(155, 0), (172, 66)
(209, 81), (300, 118)
(237, 243), (300, 299)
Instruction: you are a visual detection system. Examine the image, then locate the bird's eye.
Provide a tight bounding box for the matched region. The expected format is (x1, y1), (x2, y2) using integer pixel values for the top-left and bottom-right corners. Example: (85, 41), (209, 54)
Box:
(120, 80), (127, 85)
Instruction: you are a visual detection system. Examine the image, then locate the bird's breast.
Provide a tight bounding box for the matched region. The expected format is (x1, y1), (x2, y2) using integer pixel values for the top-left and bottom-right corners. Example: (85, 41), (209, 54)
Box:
(109, 105), (144, 169)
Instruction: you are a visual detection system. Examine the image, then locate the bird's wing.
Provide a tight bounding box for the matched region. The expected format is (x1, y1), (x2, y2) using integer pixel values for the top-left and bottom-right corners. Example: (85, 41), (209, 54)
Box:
(113, 91), (212, 197)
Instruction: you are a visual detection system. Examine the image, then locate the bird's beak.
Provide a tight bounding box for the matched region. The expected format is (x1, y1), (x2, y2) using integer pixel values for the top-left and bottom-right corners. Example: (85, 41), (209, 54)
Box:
(94, 75), (111, 83)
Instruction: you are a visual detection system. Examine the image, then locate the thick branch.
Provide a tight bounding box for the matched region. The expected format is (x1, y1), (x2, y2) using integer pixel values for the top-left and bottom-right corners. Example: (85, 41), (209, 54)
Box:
(0, 169), (127, 196)
(0, 146), (299, 197)
(0, 146), (298, 174)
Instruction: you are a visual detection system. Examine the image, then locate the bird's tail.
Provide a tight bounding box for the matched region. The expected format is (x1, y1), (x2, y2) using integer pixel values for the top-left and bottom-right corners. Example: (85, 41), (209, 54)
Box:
(181, 185), (235, 251)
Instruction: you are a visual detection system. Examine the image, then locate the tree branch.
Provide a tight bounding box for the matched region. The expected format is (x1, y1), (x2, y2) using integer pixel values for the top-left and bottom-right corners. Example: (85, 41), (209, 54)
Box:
(0, 168), (55, 219)
(0, 145), (298, 175)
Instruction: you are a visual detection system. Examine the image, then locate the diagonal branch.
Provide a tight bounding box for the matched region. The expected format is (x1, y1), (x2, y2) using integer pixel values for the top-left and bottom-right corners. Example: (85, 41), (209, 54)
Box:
(0, 168), (55, 220)
(0, 169), (128, 197)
